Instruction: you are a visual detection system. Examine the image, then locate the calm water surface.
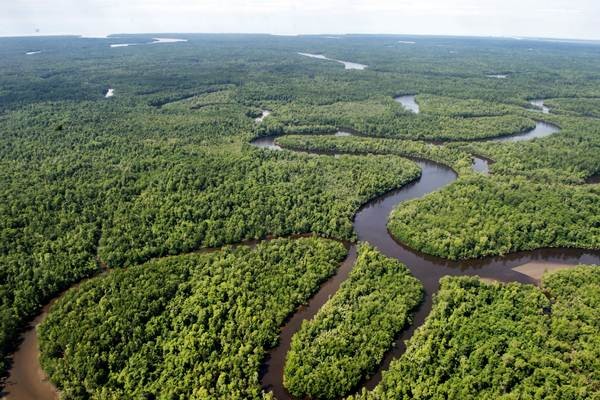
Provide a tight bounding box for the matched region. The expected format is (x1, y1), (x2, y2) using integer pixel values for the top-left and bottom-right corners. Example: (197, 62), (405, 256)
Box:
(530, 99), (551, 114)
(252, 129), (599, 399)
(297, 52), (368, 70)
(491, 121), (559, 142)
(3, 97), (593, 400)
(394, 95), (420, 113)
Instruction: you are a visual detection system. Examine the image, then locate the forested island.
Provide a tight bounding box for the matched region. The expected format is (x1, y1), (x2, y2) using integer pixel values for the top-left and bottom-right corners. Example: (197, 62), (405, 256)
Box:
(0, 34), (599, 399)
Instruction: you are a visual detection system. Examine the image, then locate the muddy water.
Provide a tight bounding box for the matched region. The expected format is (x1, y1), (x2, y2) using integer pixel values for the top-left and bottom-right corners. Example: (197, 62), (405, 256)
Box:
(4, 118), (593, 400)
(260, 246), (358, 397)
(253, 134), (600, 399)
(1, 304), (59, 400)
(0, 271), (109, 400)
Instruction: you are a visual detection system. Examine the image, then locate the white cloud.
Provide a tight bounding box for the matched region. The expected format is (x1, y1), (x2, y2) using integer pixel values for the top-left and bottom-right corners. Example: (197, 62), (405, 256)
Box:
(1, 0), (599, 39)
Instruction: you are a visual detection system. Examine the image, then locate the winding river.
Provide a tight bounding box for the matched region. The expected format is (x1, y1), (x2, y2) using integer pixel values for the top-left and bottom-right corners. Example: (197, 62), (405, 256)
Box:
(3, 111), (599, 399)
(252, 125), (600, 400)
(490, 120), (559, 142)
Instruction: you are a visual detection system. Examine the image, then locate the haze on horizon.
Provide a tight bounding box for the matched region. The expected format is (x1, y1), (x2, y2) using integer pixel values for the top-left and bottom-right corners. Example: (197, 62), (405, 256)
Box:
(1, 0), (600, 41)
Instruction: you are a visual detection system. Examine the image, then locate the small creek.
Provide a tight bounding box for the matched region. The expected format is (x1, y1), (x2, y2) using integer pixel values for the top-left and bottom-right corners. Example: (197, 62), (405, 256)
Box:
(254, 110), (271, 123)
(530, 99), (551, 114)
(490, 121), (559, 142)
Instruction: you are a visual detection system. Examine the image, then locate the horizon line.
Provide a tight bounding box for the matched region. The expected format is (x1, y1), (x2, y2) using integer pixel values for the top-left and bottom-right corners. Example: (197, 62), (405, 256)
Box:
(1, 32), (600, 43)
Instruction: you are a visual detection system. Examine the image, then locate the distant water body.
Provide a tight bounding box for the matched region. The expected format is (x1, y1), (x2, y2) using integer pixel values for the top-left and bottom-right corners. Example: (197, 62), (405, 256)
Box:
(110, 37), (187, 48)
(297, 52), (367, 70)
(530, 99), (550, 114)
(394, 95), (420, 113)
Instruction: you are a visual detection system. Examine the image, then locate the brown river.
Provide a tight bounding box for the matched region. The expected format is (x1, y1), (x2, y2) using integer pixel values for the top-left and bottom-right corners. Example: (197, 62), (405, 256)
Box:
(254, 127), (600, 399)
(3, 117), (599, 400)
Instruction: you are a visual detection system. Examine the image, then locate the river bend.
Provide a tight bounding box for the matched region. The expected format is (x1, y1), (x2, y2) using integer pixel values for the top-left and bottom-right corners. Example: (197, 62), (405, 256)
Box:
(3, 115), (599, 400)
(253, 122), (600, 399)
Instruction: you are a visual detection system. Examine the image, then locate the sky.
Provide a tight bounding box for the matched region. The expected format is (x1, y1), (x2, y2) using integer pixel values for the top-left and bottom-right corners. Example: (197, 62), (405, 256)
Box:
(1, 0), (600, 40)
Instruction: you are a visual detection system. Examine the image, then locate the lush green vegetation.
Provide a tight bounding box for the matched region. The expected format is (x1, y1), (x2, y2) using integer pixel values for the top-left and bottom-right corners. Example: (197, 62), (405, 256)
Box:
(351, 266), (600, 400)
(416, 94), (519, 117)
(276, 134), (474, 174)
(0, 98), (418, 376)
(459, 116), (600, 183)
(545, 97), (600, 118)
(389, 175), (600, 260)
(264, 98), (537, 141)
(99, 151), (419, 267)
(2, 33), (600, 395)
(39, 237), (347, 399)
(283, 244), (423, 399)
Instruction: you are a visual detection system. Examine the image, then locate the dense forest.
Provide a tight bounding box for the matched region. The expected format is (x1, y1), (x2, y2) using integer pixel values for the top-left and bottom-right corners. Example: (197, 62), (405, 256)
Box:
(258, 97), (538, 141)
(351, 266), (600, 399)
(99, 151), (419, 267)
(276, 134), (474, 174)
(38, 238), (347, 399)
(388, 175), (600, 260)
(0, 33), (599, 398)
(459, 115), (600, 184)
(284, 244), (423, 399)
(0, 97), (418, 376)
(544, 97), (600, 118)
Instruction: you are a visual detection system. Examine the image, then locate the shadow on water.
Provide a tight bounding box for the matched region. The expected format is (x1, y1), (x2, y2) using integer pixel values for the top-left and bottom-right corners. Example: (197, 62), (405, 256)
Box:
(586, 174), (600, 184)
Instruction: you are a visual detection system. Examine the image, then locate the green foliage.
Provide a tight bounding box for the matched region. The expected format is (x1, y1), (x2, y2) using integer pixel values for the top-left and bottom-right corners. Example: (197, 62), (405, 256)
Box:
(99, 151), (420, 267)
(461, 116), (600, 184)
(267, 98), (537, 141)
(276, 134), (474, 175)
(2, 33), (600, 392)
(38, 237), (347, 399)
(351, 267), (600, 400)
(0, 97), (418, 376)
(545, 97), (600, 118)
(388, 175), (600, 260)
(284, 244), (423, 399)
(360, 114), (536, 141)
(417, 94), (518, 117)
